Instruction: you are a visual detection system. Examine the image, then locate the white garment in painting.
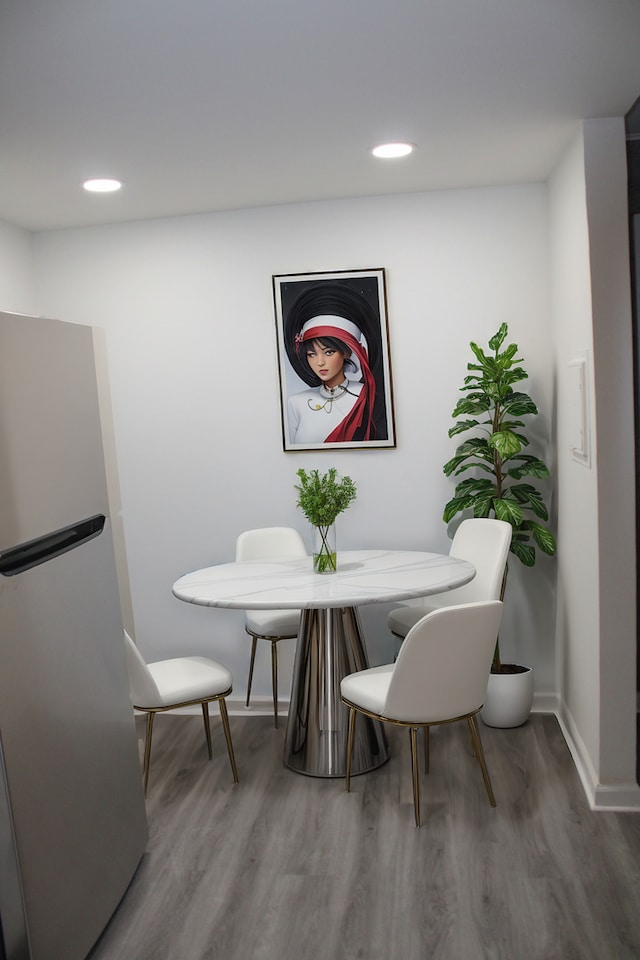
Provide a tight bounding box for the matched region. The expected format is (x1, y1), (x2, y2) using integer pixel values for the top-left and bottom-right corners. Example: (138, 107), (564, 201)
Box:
(287, 380), (363, 445)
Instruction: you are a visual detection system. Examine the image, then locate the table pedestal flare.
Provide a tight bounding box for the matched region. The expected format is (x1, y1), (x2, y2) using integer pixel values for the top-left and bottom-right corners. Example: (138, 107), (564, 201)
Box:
(283, 606), (389, 777)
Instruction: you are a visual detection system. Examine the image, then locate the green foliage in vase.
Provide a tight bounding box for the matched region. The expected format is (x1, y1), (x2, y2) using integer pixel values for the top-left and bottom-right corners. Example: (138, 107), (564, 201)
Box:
(295, 468), (357, 526)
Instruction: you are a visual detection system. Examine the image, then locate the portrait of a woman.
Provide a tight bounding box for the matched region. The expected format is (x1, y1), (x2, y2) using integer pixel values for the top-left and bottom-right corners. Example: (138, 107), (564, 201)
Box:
(274, 271), (395, 450)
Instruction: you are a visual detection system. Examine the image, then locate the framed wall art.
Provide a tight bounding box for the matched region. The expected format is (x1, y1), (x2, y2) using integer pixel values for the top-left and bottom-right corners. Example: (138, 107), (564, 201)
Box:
(273, 268), (396, 451)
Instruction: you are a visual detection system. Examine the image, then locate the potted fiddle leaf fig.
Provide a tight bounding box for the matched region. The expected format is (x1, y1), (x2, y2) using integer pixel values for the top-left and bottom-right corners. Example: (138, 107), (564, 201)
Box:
(443, 323), (556, 726)
(295, 467), (357, 573)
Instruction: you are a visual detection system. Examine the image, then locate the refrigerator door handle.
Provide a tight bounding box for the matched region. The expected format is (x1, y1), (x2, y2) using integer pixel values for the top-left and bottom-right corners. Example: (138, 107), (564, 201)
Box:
(0, 515), (106, 577)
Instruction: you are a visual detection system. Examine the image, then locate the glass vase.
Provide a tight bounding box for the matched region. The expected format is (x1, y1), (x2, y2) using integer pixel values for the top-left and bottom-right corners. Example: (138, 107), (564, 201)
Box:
(313, 523), (337, 574)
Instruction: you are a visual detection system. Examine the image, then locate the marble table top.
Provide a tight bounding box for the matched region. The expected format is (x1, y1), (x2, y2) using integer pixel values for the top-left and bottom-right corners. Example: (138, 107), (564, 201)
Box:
(172, 549), (475, 610)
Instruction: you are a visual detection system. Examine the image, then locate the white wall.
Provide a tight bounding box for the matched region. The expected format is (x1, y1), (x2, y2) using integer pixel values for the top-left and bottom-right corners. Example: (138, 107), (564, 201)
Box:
(549, 119), (639, 807)
(549, 132), (600, 774)
(30, 186), (555, 703)
(3, 161), (636, 807)
(0, 219), (35, 314)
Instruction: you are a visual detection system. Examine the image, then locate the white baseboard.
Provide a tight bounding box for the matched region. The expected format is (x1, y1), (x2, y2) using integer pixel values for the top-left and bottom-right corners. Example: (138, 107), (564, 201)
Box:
(532, 691), (559, 714)
(554, 700), (640, 812)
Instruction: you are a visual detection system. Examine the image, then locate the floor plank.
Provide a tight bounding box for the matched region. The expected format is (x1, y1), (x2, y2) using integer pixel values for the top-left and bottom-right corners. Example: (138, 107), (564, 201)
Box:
(88, 714), (640, 960)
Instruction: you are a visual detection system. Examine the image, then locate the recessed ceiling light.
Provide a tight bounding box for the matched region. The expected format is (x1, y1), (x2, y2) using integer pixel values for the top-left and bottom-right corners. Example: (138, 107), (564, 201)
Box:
(83, 178), (123, 193)
(371, 142), (415, 159)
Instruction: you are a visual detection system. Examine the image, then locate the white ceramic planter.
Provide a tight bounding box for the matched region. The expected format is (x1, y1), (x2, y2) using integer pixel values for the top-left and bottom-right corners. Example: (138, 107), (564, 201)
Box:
(481, 665), (534, 728)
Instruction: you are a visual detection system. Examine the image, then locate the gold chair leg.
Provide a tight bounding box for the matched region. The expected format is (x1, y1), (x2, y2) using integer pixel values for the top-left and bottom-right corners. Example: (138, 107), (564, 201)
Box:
(410, 726), (421, 827)
(345, 707), (356, 792)
(271, 640), (279, 729)
(245, 634), (258, 707)
(202, 701), (212, 759)
(218, 697), (239, 783)
(468, 715), (496, 807)
(424, 725), (430, 774)
(142, 711), (155, 797)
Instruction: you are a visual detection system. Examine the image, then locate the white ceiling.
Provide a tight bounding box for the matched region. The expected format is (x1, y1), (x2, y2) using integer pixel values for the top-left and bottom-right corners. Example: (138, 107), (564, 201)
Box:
(1, 0), (640, 232)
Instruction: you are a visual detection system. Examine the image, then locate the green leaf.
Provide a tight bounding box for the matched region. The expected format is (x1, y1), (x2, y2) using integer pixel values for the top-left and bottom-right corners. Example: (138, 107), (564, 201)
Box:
(499, 367), (529, 388)
(484, 382), (505, 402)
(443, 496), (475, 522)
(479, 356), (501, 379)
(493, 498), (524, 525)
(451, 395), (491, 417)
(489, 430), (523, 458)
(508, 484), (549, 520)
(452, 462), (498, 478)
(443, 453), (470, 476)
(455, 436), (494, 458)
(501, 392), (538, 416)
(488, 323), (509, 352)
(510, 539), (536, 566)
(527, 522), (557, 555)
(469, 342), (490, 367)
(444, 451), (495, 476)
(496, 342), (520, 367)
(454, 476), (496, 496)
(448, 419), (481, 437)
(472, 496), (494, 517)
(506, 456), (551, 480)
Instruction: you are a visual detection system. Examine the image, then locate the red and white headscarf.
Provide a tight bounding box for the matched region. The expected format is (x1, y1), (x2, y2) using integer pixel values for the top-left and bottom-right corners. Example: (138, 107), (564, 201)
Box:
(295, 315), (376, 442)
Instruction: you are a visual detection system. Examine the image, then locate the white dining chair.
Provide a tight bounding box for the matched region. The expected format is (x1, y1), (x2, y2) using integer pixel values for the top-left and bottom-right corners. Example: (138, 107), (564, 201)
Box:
(387, 518), (511, 640)
(341, 600), (504, 827)
(235, 526), (308, 727)
(123, 630), (238, 795)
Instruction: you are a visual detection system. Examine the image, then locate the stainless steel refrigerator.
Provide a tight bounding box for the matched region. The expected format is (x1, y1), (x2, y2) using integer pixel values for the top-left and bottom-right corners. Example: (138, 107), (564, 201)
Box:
(0, 311), (148, 960)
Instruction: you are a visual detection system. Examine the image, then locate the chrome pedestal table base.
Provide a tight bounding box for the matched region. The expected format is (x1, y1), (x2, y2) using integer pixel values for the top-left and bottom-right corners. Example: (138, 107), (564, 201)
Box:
(283, 606), (389, 778)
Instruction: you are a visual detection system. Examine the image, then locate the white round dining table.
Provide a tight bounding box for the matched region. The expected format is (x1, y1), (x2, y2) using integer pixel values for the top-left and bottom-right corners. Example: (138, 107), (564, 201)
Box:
(173, 549), (475, 778)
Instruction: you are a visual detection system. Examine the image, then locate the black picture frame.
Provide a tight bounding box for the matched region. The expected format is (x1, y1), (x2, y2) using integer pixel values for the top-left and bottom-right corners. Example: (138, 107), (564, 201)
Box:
(273, 268), (396, 451)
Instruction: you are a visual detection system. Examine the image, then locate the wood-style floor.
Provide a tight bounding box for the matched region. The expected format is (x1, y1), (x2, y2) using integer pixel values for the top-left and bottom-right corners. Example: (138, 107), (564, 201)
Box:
(88, 713), (640, 960)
